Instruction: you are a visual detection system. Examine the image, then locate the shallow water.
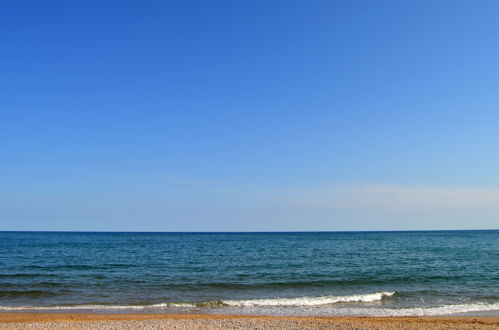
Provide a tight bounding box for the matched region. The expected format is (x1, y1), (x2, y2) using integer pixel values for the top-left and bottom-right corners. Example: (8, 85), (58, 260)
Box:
(0, 231), (497, 316)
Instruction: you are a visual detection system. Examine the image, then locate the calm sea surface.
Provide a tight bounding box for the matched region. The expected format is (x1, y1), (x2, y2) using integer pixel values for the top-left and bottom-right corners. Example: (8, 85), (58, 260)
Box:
(0, 231), (497, 316)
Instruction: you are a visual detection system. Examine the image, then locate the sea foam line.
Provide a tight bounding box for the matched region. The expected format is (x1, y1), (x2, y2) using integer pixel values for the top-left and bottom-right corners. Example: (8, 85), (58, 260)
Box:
(0, 292), (395, 310)
(220, 291), (395, 307)
(371, 302), (499, 317)
(1, 301), (499, 316)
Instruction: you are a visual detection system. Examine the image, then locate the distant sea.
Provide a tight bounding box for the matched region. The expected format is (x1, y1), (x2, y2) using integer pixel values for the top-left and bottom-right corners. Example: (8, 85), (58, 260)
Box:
(0, 231), (498, 316)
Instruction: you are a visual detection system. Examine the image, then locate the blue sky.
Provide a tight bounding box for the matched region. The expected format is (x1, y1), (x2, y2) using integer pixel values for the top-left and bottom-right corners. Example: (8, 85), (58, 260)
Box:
(1, 0), (499, 231)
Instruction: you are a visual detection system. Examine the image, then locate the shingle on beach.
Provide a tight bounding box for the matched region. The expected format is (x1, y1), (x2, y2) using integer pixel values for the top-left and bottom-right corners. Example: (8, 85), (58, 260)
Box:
(1, 314), (498, 330)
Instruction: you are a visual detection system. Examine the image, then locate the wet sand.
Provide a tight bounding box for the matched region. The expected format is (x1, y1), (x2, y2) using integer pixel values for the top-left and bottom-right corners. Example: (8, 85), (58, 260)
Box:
(0, 313), (498, 329)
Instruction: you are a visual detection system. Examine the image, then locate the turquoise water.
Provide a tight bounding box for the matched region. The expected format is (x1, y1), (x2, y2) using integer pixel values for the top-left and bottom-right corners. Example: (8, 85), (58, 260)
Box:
(0, 231), (498, 316)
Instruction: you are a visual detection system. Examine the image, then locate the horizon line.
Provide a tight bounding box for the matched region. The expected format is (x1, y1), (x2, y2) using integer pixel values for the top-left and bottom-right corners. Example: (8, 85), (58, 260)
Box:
(0, 229), (497, 233)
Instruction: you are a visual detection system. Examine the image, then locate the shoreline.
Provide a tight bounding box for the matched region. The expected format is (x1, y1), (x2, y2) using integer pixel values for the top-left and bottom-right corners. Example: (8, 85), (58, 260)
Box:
(1, 312), (498, 329)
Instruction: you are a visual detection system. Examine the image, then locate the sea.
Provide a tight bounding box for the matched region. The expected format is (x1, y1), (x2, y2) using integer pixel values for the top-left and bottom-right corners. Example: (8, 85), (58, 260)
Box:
(0, 230), (498, 316)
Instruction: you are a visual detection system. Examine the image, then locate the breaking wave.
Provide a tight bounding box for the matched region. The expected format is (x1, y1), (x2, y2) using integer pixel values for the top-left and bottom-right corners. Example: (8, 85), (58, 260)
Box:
(1, 292), (498, 317)
(368, 302), (499, 316)
(0, 291), (394, 310)
(220, 291), (395, 307)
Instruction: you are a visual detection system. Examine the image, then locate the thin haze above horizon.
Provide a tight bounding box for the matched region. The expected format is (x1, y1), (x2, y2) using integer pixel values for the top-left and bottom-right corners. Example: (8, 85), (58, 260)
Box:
(1, 0), (499, 231)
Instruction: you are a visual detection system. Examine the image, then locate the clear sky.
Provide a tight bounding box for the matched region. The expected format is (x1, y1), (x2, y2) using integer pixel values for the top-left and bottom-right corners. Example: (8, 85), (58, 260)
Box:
(1, 0), (499, 231)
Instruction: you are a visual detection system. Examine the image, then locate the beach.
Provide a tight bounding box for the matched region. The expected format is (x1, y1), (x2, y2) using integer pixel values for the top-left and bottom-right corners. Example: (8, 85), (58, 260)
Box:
(1, 313), (498, 329)
(4, 0), (499, 327)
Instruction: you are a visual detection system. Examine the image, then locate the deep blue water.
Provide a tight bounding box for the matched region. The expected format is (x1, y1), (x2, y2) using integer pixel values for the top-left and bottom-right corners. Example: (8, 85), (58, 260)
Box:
(0, 231), (498, 316)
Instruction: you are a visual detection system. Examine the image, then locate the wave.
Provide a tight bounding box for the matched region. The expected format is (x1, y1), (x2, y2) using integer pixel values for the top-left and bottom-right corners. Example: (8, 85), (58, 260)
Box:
(0, 291), (394, 310)
(152, 276), (460, 290)
(368, 302), (499, 316)
(1, 292), (498, 317)
(0, 273), (46, 278)
(1, 302), (499, 316)
(0, 290), (66, 298)
(220, 292), (395, 307)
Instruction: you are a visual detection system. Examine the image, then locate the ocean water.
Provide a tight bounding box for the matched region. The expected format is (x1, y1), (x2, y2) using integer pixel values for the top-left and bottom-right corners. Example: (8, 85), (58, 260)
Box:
(0, 230), (498, 316)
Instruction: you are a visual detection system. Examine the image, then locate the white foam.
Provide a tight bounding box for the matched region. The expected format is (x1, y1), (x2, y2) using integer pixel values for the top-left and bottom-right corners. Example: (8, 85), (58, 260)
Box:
(369, 302), (499, 316)
(222, 302), (499, 317)
(0, 302), (208, 311)
(221, 291), (395, 307)
(0, 304), (159, 311)
(0, 292), (395, 311)
(1, 296), (498, 317)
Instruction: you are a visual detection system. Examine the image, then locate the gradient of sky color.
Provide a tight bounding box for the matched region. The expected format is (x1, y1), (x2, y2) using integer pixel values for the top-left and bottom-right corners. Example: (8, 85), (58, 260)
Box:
(1, 0), (499, 231)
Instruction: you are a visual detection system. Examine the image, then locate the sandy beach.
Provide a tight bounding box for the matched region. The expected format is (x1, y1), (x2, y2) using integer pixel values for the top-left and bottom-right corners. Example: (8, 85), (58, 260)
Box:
(0, 313), (498, 329)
